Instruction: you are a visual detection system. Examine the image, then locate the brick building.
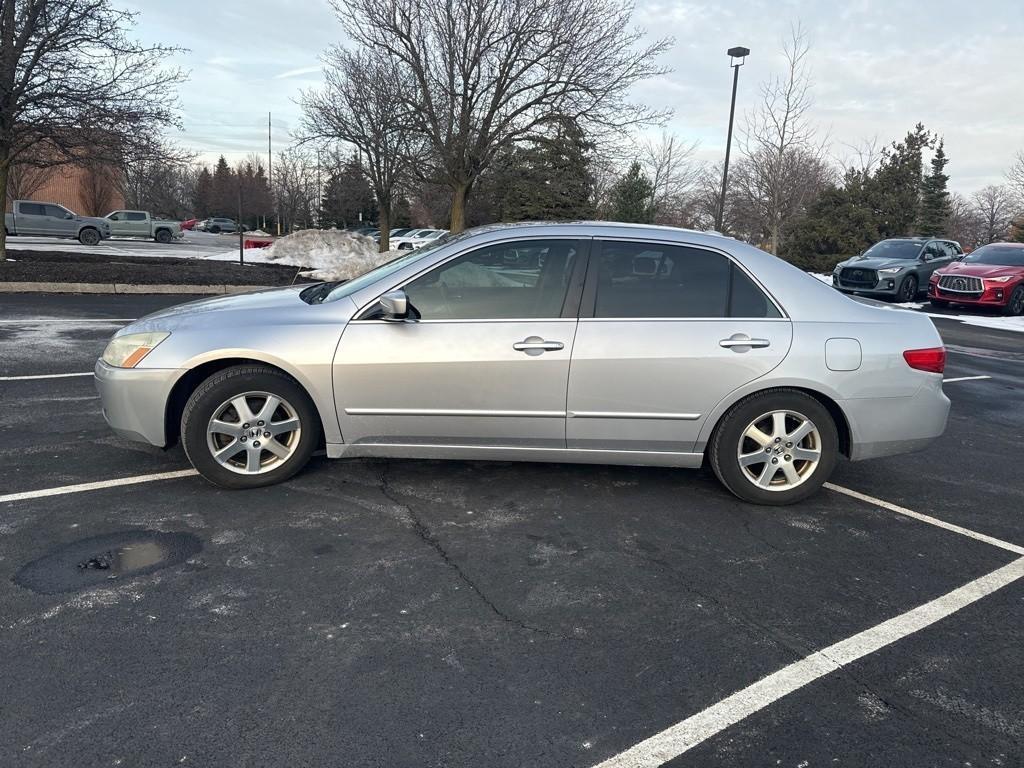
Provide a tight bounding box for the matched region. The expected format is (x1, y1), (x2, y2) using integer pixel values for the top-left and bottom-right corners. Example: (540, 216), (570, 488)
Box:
(5, 161), (125, 216)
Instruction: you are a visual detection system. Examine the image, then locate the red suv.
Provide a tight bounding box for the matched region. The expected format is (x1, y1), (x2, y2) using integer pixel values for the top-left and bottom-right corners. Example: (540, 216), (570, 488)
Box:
(929, 242), (1024, 316)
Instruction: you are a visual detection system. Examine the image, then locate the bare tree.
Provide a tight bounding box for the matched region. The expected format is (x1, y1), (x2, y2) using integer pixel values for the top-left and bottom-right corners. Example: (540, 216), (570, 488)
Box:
(5, 159), (47, 200)
(301, 48), (414, 251)
(737, 23), (830, 253)
(329, 0), (671, 232)
(837, 135), (883, 179)
(0, 0), (185, 258)
(119, 138), (197, 218)
(273, 148), (316, 234)
(640, 132), (700, 226)
(972, 184), (1017, 244)
(78, 161), (118, 216)
(1007, 150), (1024, 202)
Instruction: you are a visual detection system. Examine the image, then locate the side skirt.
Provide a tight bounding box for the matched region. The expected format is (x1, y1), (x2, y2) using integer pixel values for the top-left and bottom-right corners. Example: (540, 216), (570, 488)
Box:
(325, 442), (704, 468)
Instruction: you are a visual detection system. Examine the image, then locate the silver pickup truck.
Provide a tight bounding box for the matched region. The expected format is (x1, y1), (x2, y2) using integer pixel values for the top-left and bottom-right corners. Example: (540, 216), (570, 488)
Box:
(105, 210), (184, 244)
(4, 200), (112, 245)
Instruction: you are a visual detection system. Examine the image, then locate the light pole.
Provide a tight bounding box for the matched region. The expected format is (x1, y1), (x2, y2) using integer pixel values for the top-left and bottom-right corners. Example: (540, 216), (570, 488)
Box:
(715, 45), (749, 233)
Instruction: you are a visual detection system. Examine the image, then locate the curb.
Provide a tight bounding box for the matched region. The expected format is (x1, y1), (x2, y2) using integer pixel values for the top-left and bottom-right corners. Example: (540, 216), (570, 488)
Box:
(0, 282), (273, 295)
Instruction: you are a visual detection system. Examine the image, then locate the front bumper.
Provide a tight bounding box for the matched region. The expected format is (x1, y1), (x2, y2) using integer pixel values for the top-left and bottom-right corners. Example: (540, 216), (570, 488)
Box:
(834, 276), (904, 296)
(94, 360), (181, 447)
(928, 281), (1011, 307)
(842, 377), (950, 461)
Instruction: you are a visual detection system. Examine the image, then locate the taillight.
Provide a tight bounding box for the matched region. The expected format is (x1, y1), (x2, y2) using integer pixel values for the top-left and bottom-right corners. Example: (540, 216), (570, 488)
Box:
(903, 347), (946, 374)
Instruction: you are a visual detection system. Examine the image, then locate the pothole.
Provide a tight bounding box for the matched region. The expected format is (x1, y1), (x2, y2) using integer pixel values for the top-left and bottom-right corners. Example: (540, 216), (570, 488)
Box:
(13, 530), (203, 594)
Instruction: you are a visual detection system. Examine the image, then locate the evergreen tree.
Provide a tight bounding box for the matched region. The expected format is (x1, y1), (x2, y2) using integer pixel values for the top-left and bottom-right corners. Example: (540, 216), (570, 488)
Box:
(609, 162), (655, 223)
(503, 119), (594, 221)
(210, 156), (236, 217)
(193, 167), (214, 218)
(918, 139), (950, 236)
(319, 155), (377, 228)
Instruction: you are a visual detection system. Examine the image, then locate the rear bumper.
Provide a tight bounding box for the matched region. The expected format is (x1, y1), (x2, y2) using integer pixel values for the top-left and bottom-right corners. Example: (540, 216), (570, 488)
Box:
(94, 360), (180, 447)
(842, 377), (950, 461)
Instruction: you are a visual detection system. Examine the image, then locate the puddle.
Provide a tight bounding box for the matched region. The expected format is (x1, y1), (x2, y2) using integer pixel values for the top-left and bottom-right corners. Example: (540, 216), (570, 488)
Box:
(13, 530), (202, 595)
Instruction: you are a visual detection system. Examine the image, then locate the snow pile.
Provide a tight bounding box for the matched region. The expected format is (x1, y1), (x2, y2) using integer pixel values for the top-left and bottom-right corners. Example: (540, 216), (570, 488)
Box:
(261, 229), (397, 280)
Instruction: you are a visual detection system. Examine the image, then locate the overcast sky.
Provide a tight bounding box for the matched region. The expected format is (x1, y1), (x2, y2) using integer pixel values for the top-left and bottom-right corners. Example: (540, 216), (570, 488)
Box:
(126, 0), (1024, 193)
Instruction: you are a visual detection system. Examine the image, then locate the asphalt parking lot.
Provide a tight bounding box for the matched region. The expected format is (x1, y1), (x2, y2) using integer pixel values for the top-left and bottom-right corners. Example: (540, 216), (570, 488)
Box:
(1, 293), (1022, 768)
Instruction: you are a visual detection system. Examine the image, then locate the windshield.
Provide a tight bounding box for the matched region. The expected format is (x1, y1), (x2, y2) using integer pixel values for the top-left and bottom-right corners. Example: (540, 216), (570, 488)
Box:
(862, 240), (924, 260)
(324, 232), (455, 302)
(963, 244), (1024, 267)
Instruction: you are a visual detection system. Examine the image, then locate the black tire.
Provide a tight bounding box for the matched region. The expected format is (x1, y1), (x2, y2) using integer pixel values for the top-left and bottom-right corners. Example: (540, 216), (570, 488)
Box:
(78, 227), (101, 246)
(209, 225), (221, 234)
(929, 298), (950, 309)
(709, 389), (839, 506)
(181, 365), (321, 490)
(1004, 285), (1024, 317)
(154, 228), (173, 244)
(897, 274), (918, 302)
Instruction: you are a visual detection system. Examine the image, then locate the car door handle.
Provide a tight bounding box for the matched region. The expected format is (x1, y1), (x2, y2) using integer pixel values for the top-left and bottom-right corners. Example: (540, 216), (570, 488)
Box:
(720, 334), (770, 350)
(513, 338), (564, 353)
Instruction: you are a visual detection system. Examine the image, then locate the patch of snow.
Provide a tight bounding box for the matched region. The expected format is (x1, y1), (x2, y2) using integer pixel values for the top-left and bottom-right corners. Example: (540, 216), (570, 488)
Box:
(204, 228), (400, 280)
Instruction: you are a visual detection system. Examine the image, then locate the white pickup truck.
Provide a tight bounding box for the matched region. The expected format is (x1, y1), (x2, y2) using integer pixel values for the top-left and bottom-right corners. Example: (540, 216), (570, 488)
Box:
(104, 210), (184, 244)
(4, 200), (112, 245)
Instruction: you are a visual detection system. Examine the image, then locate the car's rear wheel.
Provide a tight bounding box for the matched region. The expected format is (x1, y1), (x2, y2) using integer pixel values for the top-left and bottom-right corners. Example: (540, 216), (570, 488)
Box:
(1003, 285), (1024, 316)
(898, 274), (918, 302)
(710, 389), (838, 506)
(181, 365), (320, 489)
(155, 229), (173, 244)
(79, 227), (101, 246)
(209, 225), (221, 234)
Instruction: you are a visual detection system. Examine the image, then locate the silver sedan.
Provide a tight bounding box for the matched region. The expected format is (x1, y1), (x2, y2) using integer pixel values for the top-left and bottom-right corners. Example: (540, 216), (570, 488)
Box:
(95, 223), (950, 505)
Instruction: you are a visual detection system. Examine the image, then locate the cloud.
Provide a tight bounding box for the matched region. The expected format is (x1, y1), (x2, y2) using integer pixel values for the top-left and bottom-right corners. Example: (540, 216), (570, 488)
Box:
(274, 65), (322, 80)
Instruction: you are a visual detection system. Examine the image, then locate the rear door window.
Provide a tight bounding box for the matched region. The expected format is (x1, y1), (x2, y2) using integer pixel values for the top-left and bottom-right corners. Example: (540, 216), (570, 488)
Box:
(19, 203), (45, 216)
(590, 241), (780, 319)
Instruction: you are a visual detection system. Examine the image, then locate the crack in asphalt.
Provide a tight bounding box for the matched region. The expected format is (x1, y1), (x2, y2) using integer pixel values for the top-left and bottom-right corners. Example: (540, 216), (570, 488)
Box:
(376, 461), (561, 638)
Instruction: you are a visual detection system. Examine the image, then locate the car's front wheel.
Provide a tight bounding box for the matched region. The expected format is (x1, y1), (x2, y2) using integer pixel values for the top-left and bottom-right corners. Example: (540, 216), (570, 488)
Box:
(898, 274), (918, 302)
(79, 227), (101, 246)
(181, 365), (320, 489)
(155, 229), (173, 244)
(1003, 285), (1024, 317)
(710, 389), (839, 505)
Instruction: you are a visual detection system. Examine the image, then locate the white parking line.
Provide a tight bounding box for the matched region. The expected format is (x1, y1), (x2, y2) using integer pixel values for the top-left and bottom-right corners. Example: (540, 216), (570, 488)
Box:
(594, 486), (1024, 767)
(0, 469), (199, 504)
(0, 372), (93, 381)
(593, 557), (1024, 768)
(824, 483), (1024, 556)
(943, 375), (992, 383)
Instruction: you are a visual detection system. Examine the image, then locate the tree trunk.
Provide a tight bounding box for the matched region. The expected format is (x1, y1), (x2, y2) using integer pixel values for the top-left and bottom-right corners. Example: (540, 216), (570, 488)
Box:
(0, 158), (9, 262)
(378, 203), (391, 252)
(449, 181), (470, 233)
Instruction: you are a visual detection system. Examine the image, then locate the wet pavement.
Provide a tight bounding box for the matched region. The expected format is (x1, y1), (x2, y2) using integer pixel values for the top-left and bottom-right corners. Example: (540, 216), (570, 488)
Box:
(0, 294), (1022, 768)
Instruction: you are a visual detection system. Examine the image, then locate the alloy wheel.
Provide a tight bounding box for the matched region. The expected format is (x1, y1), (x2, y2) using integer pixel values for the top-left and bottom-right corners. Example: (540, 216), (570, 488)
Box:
(736, 410), (822, 492)
(205, 391), (302, 475)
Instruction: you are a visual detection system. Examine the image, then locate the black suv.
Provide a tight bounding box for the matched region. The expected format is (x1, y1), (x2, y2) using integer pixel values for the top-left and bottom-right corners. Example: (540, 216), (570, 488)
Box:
(832, 238), (963, 302)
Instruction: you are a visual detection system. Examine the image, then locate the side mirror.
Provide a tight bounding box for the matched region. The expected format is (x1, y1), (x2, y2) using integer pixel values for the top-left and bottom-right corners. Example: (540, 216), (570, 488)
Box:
(64, 212), (74, 220)
(379, 289), (410, 321)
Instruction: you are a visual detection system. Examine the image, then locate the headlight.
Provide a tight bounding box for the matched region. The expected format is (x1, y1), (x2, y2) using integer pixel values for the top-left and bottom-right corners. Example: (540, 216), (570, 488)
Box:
(879, 267), (904, 274)
(101, 332), (170, 368)
(984, 276), (1012, 283)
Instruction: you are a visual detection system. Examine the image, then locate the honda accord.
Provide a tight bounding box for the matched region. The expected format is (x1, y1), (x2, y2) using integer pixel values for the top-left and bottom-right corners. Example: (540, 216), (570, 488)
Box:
(96, 223), (950, 505)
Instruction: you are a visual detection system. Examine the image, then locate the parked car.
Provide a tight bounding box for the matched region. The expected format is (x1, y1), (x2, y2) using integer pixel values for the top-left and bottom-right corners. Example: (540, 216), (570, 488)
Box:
(4, 200), (112, 245)
(372, 228), (414, 243)
(180, 218), (199, 231)
(105, 210), (184, 244)
(394, 228), (448, 250)
(95, 222), (950, 506)
(832, 238), (962, 302)
(928, 242), (1024, 315)
(198, 217), (238, 234)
